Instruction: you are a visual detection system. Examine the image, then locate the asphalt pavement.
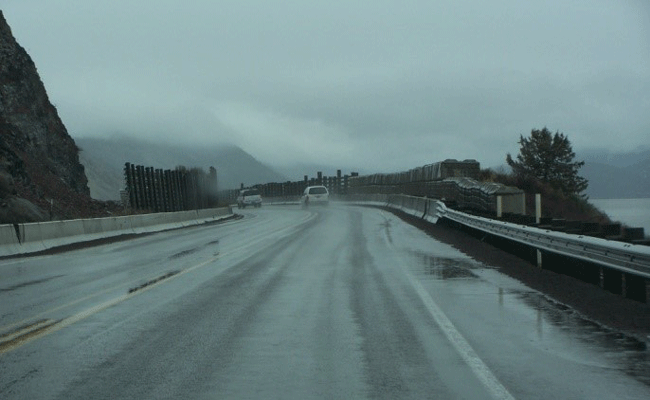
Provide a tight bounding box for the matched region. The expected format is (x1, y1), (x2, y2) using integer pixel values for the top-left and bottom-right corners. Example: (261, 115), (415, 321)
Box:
(1, 205), (648, 399)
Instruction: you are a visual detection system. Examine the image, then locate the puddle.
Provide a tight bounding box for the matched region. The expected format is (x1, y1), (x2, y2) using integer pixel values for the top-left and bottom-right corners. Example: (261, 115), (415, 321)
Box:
(168, 240), (219, 260)
(168, 248), (199, 260)
(128, 270), (181, 294)
(410, 251), (479, 279)
(405, 245), (650, 387)
(517, 291), (650, 386)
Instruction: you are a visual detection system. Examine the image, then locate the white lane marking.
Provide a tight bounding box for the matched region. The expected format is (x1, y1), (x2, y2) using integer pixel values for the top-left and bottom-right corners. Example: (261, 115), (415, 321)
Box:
(381, 226), (516, 400)
(0, 212), (317, 354)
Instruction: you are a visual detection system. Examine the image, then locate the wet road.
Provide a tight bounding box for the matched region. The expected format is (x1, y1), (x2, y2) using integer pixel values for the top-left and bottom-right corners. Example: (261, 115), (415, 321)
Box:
(1, 205), (649, 399)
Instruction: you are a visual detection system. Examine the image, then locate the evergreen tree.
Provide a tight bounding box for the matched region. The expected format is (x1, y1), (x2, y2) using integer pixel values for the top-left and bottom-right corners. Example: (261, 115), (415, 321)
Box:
(506, 127), (588, 196)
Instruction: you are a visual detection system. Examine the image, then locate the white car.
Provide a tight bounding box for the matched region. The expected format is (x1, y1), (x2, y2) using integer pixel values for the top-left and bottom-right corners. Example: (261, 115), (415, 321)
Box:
(237, 189), (262, 208)
(301, 185), (329, 207)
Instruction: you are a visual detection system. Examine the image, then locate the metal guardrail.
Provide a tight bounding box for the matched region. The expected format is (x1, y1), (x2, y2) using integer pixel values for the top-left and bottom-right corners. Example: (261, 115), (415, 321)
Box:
(350, 194), (650, 279)
(441, 204), (650, 279)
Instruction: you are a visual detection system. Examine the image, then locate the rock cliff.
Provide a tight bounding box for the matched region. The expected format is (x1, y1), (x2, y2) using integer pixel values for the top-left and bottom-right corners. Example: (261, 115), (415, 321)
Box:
(0, 11), (107, 223)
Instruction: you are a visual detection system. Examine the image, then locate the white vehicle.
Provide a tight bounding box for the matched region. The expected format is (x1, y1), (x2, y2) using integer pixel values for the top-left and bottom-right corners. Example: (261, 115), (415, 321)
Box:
(237, 189), (262, 209)
(301, 185), (329, 207)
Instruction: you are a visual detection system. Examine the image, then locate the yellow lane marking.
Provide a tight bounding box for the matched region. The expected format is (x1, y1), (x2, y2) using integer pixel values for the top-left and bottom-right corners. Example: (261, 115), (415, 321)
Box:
(0, 213), (316, 355)
(0, 319), (56, 343)
(0, 320), (59, 354)
(0, 213), (312, 334)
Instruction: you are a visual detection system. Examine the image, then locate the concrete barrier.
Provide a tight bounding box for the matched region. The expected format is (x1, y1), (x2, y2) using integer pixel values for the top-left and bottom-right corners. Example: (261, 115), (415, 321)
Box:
(196, 207), (231, 222)
(81, 218), (106, 239)
(0, 224), (22, 257)
(19, 222), (48, 254)
(28, 219), (86, 251)
(178, 210), (200, 228)
(131, 210), (193, 233)
(0, 207), (233, 258)
(384, 194), (427, 219)
(96, 216), (133, 237)
(423, 198), (442, 224)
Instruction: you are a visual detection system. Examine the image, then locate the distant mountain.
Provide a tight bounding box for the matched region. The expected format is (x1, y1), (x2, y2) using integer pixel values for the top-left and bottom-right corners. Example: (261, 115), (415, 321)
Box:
(76, 136), (286, 201)
(579, 149), (650, 199)
(580, 149), (650, 169)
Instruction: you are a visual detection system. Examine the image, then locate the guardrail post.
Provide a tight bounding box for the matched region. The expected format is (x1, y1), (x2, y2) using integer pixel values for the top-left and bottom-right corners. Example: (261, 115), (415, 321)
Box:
(621, 273), (627, 298)
(164, 170), (172, 211)
(156, 169), (165, 211)
(599, 266), (605, 289)
(124, 163), (135, 211)
(646, 280), (650, 304)
(143, 166), (151, 210)
(136, 165), (145, 210)
(496, 196), (502, 218)
(337, 170), (342, 195)
(172, 170), (181, 211)
(146, 167), (156, 211)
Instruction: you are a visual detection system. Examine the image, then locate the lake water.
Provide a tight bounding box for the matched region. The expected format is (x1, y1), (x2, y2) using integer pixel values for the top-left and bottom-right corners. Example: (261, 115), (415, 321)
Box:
(590, 198), (650, 235)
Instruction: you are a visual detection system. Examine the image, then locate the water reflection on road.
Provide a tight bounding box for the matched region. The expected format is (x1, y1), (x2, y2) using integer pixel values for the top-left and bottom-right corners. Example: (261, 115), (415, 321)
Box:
(413, 252), (480, 280)
(407, 248), (650, 389)
(518, 291), (650, 386)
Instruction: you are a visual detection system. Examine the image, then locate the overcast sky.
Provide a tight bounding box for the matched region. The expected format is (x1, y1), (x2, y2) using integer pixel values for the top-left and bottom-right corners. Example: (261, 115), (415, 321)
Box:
(3, 0), (649, 175)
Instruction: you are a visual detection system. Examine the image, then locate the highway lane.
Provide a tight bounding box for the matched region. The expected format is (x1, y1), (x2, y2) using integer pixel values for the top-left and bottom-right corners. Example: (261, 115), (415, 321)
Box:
(0, 205), (649, 399)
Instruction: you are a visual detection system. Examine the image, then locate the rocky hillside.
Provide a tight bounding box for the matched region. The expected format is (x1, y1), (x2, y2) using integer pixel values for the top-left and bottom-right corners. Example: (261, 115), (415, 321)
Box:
(0, 11), (111, 223)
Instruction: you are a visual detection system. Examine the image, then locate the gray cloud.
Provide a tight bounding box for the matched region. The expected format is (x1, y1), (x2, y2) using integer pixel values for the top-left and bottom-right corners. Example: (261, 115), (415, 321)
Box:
(3, 0), (649, 173)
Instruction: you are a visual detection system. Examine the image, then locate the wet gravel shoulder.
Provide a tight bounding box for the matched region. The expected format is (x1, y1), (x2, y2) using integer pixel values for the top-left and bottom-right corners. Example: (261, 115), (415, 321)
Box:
(381, 207), (650, 341)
